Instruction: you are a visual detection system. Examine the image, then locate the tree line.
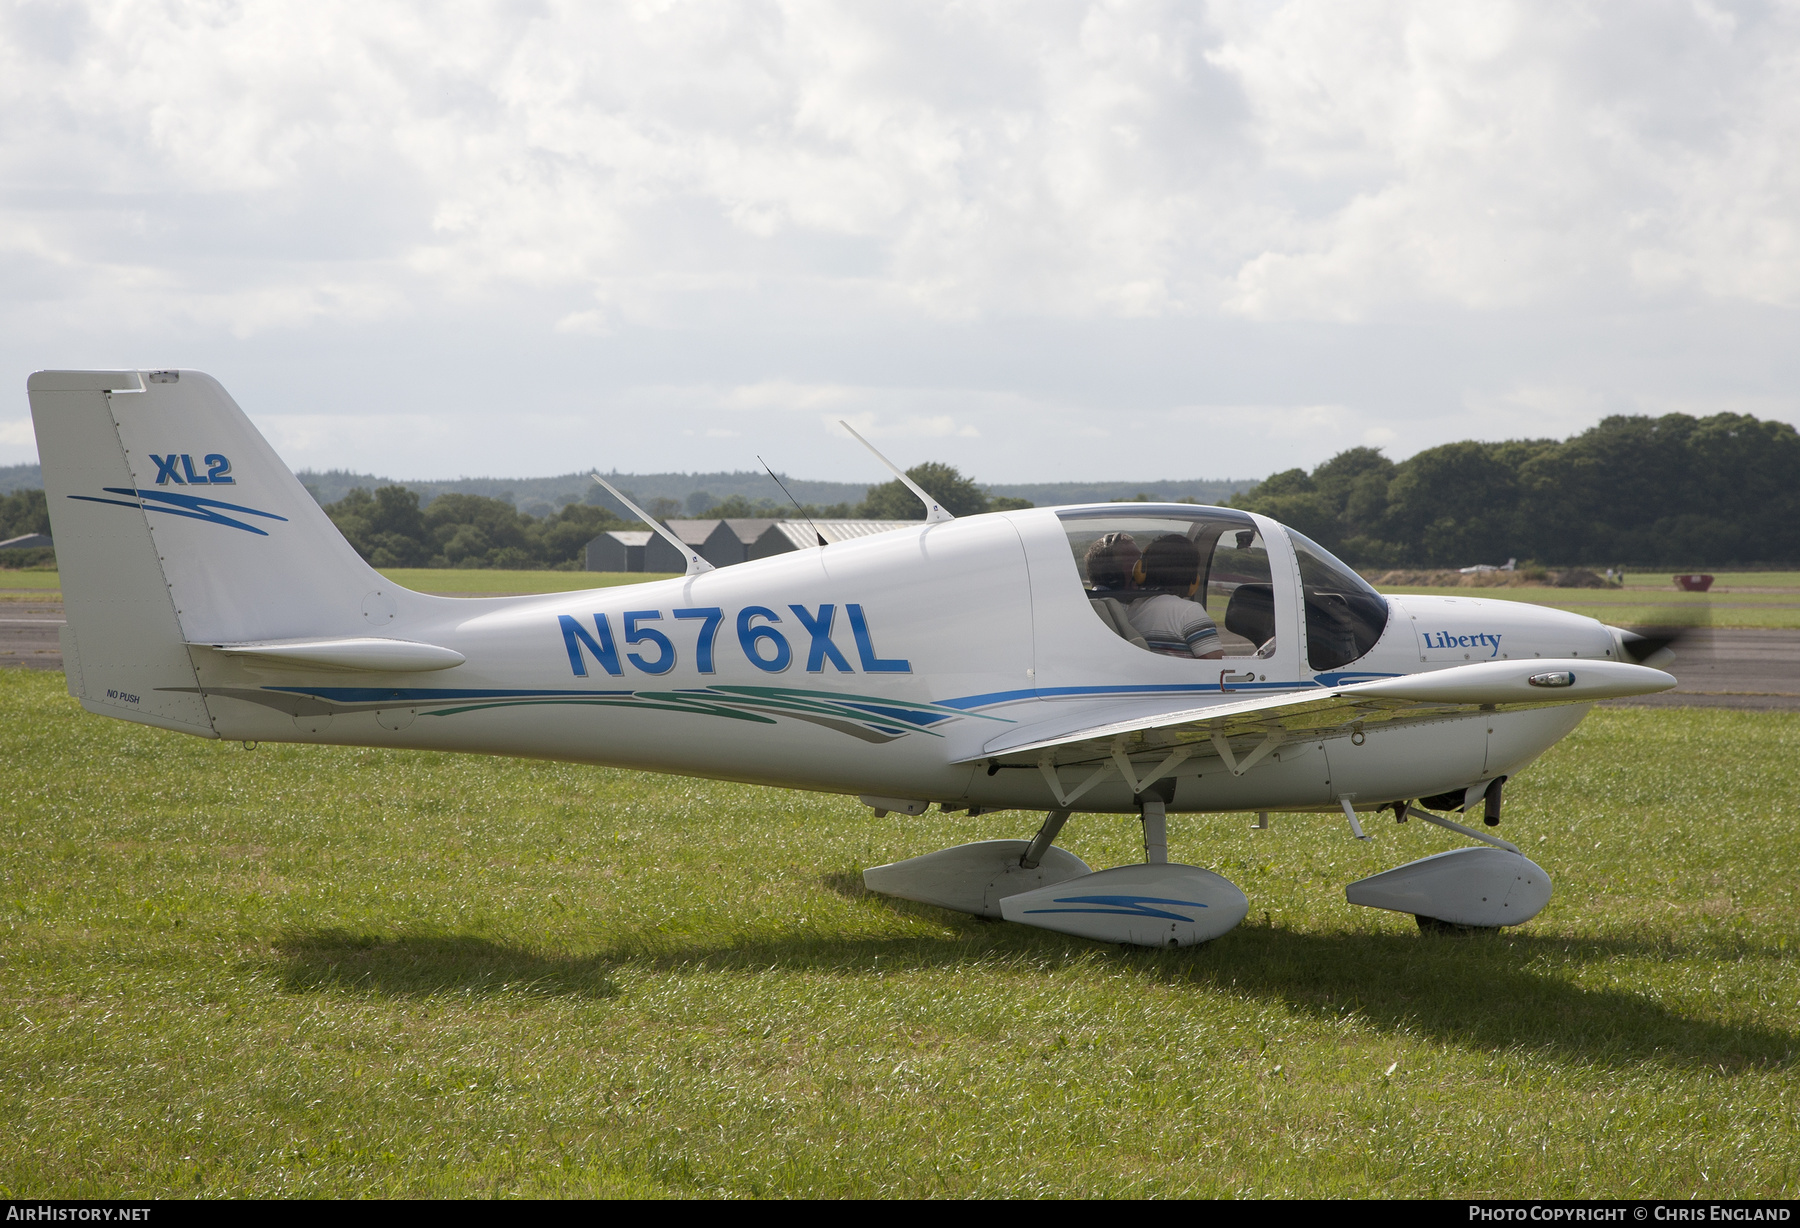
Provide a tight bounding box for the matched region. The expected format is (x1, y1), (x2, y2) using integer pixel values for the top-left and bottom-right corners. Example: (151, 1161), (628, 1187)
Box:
(1, 487), (48, 541)
(321, 486), (625, 569)
(1230, 411), (1800, 569)
(685, 462), (1032, 521)
(8, 412), (1795, 571)
(319, 463), (1034, 569)
(0, 488), (53, 565)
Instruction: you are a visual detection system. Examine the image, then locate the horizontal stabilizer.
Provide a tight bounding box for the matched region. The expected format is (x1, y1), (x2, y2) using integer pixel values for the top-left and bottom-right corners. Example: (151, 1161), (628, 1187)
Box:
(194, 638), (466, 672)
(962, 658), (1674, 764)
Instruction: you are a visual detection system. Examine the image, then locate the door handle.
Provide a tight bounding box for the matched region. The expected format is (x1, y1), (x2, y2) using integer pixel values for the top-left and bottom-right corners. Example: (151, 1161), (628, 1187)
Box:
(1220, 669), (1257, 692)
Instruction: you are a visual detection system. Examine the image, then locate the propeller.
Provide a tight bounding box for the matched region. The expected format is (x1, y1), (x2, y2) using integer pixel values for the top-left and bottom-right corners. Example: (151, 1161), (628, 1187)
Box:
(1616, 604), (1710, 667)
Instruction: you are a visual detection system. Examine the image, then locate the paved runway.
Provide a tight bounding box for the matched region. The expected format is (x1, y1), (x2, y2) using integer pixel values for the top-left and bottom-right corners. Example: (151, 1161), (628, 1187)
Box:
(1595, 628), (1800, 712)
(6, 595), (1800, 710)
(0, 601), (66, 672)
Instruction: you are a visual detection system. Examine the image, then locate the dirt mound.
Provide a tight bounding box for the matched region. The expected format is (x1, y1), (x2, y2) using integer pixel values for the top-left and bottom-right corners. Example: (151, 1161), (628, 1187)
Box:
(1366, 569), (1551, 588)
(1549, 568), (1608, 588)
(1366, 567), (1616, 589)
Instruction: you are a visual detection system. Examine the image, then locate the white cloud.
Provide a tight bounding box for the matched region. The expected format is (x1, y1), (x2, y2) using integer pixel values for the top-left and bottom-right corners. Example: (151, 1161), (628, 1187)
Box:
(0, 0), (1250, 328)
(1213, 0), (1800, 319)
(0, 418), (34, 450)
(1462, 384), (1614, 440)
(719, 381), (858, 412)
(832, 412), (981, 440)
(3, 1), (1798, 477)
(258, 413), (443, 471)
(1465, 383), (1800, 441)
(6, 1), (1798, 329)
(552, 310), (612, 337)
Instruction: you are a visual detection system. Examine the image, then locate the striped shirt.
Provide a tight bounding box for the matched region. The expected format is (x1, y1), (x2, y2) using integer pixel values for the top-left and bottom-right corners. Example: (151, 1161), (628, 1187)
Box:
(1126, 593), (1223, 658)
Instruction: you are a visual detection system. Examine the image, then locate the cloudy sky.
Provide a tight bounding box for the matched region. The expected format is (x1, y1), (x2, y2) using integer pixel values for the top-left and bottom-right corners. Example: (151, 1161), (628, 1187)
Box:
(3, 0), (1797, 485)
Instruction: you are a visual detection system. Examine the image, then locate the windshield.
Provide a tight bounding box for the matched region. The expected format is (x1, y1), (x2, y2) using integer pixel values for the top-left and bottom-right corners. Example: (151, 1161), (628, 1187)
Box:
(1287, 529), (1390, 671)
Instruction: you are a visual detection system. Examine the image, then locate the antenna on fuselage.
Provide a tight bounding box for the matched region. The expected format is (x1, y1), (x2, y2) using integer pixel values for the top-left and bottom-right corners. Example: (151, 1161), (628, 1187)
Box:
(759, 456), (828, 548)
(590, 473), (715, 577)
(838, 420), (954, 524)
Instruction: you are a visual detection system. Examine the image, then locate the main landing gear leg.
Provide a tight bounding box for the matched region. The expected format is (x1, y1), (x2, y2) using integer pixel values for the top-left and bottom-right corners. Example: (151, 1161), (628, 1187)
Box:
(1019, 809), (1072, 870)
(1140, 798), (1168, 865)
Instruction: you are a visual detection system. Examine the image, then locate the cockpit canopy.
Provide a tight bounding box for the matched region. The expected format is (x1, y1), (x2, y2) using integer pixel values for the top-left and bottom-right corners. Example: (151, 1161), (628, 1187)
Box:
(1057, 507), (1389, 672)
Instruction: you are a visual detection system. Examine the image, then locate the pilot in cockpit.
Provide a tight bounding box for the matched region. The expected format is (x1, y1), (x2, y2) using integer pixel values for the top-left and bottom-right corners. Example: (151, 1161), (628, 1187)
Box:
(1126, 534), (1224, 659)
(1084, 532), (1142, 593)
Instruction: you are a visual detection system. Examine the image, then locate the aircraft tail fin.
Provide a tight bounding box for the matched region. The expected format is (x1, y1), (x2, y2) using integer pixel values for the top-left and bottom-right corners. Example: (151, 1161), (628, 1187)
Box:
(27, 369), (401, 733)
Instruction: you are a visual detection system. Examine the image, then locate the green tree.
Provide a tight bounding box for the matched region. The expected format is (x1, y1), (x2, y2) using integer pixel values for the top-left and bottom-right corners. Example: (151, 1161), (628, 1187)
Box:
(323, 486), (434, 568)
(536, 503), (627, 567)
(1230, 449), (1400, 564)
(858, 462), (1015, 519)
(323, 486), (631, 570)
(1516, 413), (1800, 566)
(423, 493), (533, 568)
(1384, 442), (1521, 568)
(1228, 414), (1800, 569)
(708, 495), (785, 518)
(0, 488), (50, 539)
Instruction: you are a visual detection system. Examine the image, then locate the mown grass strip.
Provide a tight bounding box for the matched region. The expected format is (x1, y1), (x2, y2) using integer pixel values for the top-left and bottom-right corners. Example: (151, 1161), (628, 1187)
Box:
(1620, 571), (1800, 591)
(1375, 585), (1800, 629)
(3, 569), (677, 598)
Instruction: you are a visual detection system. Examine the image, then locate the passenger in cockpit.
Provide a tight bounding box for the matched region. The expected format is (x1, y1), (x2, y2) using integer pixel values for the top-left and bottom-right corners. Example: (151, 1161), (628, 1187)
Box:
(1085, 532), (1141, 593)
(1127, 534), (1223, 659)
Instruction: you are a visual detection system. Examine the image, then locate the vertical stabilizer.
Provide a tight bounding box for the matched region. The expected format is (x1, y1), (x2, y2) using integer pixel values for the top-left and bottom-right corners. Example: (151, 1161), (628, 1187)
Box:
(28, 369), (403, 736)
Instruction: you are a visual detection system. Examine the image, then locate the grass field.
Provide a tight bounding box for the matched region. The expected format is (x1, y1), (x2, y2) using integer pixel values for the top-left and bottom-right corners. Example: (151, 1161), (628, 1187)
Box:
(0, 570), (60, 594)
(1620, 571), (1800, 591)
(10, 563), (1800, 627)
(1, 669), (1795, 1197)
(0, 569), (676, 603)
(1372, 585), (1800, 630)
(1374, 570), (1800, 629)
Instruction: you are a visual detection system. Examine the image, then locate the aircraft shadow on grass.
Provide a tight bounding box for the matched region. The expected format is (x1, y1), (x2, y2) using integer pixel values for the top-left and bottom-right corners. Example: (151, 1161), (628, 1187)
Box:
(271, 929), (619, 1000)
(817, 873), (1796, 1072)
(272, 891), (1796, 1074)
(1157, 924), (1797, 1074)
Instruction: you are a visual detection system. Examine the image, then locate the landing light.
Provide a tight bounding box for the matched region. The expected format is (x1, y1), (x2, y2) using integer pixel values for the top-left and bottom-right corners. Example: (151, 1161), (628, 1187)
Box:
(1527, 671), (1576, 688)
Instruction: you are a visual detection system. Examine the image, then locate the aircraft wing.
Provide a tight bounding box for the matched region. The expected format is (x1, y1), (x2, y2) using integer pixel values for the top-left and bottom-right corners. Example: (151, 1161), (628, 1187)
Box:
(959, 658), (1675, 766)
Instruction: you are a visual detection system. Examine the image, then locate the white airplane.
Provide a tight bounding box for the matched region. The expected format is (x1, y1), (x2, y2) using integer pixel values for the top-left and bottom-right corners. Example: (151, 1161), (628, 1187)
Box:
(27, 370), (1679, 948)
